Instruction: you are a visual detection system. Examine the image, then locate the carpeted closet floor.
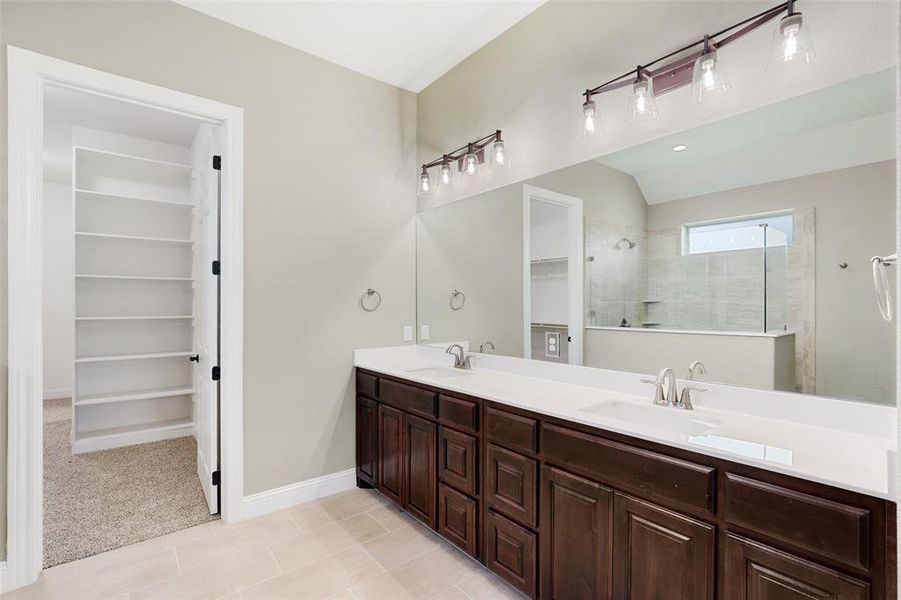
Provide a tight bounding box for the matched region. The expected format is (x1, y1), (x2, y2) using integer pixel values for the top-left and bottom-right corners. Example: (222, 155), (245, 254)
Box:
(43, 398), (218, 568)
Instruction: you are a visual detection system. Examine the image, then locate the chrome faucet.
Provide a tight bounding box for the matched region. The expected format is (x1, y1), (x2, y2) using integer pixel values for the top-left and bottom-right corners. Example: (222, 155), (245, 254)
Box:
(641, 367), (677, 406)
(445, 344), (472, 370)
(479, 341), (496, 354)
(677, 360), (708, 410)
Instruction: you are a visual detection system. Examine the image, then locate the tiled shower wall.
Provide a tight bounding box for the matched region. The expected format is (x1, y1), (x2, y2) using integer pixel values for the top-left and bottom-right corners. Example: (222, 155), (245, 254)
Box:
(586, 210), (815, 393)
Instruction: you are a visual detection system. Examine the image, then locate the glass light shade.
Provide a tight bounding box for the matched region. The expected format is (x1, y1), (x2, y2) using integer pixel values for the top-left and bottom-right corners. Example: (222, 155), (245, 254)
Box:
(417, 169), (431, 195)
(438, 161), (455, 187)
(691, 50), (731, 102)
(766, 13), (815, 72)
(491, 140), (510, 169)
(462, 152), (481, 178)
(578, 99), (603, 140)
(626, 79), (658, 124)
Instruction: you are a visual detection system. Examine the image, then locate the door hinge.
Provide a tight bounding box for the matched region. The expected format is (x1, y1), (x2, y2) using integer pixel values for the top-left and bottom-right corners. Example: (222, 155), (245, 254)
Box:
(212, 366), (221, 381)
(212, 470), (221, 486)
(212, 155), (221, 171)
(212, 260), (220, 275)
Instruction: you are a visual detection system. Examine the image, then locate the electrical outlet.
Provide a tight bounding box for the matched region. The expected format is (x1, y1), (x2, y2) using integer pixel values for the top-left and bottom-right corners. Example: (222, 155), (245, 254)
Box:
(546, 331), (560, 358)
(420, 325), (430, 341)
(403, 325), (413, 342)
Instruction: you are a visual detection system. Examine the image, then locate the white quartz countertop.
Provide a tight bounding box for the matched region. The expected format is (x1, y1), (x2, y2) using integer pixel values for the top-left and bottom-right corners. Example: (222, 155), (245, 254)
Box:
(354, 345), (898, 501)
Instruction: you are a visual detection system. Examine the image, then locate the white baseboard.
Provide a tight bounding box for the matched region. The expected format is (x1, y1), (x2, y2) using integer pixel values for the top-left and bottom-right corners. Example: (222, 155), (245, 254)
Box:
(240, 467), (357, 520)
(0, 561), (8, 593)
(43, 388), (71, 400)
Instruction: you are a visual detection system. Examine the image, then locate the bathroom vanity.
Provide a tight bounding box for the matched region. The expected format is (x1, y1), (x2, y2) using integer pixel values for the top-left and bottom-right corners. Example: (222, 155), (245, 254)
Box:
(354, 347), (896, 600)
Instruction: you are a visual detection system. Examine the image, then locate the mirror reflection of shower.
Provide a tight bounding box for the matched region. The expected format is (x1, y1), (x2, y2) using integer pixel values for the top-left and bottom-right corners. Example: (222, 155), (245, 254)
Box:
(615, 238), (636, 327)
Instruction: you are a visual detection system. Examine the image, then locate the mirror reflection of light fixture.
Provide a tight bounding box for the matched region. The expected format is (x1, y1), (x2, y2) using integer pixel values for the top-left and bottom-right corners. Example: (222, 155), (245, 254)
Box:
(577, 0), (813, 136)
(692, 36), (731, 102)
(766, 0), (815, 72)
(438, 157), (455, 187)
(417, 167), (431, 196)
(626, 68), (658, 124)
(578, 95), (602, 140)
(418, 130), (504, 193)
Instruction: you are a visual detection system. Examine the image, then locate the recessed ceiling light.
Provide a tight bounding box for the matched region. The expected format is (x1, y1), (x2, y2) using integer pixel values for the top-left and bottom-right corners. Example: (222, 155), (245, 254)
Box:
(672, 144), (688, 152)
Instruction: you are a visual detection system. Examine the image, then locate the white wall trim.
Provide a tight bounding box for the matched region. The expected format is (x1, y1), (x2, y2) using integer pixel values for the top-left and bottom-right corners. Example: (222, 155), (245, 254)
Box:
(521, 185), (584, 365)
(241, 469), (358, 520)
(6, 46), (245, 592)
(41, 388), (71, 401)
(0, 561), (8, 593)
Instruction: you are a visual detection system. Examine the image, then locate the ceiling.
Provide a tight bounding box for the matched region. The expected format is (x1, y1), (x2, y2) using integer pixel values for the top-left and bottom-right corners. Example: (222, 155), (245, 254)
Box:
(597, 68), (898, 205)
(171, 0), (545, 92)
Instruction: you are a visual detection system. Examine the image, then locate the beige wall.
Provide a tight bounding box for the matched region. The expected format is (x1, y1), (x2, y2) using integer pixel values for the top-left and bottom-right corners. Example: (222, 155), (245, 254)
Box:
(1, 0), (418, 557)
(648, 161), (897, 404)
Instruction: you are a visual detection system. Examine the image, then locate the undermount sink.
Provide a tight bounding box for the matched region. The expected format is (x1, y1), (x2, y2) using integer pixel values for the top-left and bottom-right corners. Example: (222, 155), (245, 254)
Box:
(405, 366), (472, 380)
(580, 401), (720, 436)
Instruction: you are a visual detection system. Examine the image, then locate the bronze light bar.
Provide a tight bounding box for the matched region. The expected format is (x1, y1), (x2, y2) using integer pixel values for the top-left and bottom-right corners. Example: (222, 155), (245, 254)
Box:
(419, 130), (506, 194)
(579, 0), (813, 134)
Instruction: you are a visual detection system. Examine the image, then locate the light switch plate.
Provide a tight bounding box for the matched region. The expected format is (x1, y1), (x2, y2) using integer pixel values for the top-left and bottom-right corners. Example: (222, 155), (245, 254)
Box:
(420, 325), (430, 341)
(403, 325), (413, 342)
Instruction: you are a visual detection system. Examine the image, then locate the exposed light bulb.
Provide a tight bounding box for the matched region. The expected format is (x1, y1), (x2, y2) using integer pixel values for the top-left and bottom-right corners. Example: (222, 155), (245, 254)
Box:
(491, 140), (510, 167)
(672, 144), (688, 152)
(439, 161), (454, 187)
(766, 12), (815, 72)
(462, 151), (481, 178)
(626, 78), (658, 124)
(578, 98), (603, 140)
(418, 168), (431, 195)
(691, 49), (730, 103)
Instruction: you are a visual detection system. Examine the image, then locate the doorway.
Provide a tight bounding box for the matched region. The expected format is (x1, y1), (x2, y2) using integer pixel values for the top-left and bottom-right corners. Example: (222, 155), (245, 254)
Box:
(7, 47), (245, 591)
(522, 185), (584, 365)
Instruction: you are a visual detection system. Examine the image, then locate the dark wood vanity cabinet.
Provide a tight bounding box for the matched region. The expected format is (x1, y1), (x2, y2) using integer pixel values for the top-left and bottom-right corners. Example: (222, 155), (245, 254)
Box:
(356, 369), (896, 599)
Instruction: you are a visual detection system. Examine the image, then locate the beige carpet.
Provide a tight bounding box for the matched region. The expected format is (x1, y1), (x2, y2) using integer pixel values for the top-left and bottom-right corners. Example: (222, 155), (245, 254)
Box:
(43, 398), (218, 567)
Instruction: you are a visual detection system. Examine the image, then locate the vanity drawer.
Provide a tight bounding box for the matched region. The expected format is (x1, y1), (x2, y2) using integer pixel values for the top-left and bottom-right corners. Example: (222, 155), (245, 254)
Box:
(485, 510), (537, 598)
(439, 426), (478, 497)
(486, 444), (537, 528)
(542, 423), (716, 514)
(438, 394), (478, 433)
(724, 474), (871, 572)
(486, 407), (538, 455)
(355, 370), (378, 399)
(438, 483), (478, 558)
(380, 379), (436, 418)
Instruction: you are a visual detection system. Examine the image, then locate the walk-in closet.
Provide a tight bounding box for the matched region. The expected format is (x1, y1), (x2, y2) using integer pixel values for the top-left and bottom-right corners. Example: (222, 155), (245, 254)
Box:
(41, 84), (222, 566)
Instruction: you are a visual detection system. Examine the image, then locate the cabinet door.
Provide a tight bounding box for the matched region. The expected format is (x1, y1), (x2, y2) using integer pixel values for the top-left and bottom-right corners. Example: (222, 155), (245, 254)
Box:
(404, 412), (437, 528)
(724, 535), (870, 600)
(541, 466), (613, 600)
(356, 395), (379, 486)
(377, 404), (404, 505)
(612, 493), (715, 600)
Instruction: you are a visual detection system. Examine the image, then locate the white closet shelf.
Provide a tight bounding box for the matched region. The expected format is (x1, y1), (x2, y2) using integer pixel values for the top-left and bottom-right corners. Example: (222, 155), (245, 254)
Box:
(74, 146), (193, 171)
(74, 417), (192, 446)
(75, 274), (194, 282)
(75, 188), (194, 208)
(75, 386), (195, 407)
(75, 231), (194, 244)
(530, 257), (568, 264)
(76, 315), (194, 321)
(74, 350), (195, 363)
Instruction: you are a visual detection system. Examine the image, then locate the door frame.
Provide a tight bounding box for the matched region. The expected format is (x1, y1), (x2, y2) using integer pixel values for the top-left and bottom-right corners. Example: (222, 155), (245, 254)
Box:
(6, 46), (245, 591)
(521, 185), (584, 365)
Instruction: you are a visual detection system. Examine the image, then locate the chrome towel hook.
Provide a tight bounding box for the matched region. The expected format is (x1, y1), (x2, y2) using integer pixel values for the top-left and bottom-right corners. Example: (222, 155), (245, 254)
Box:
(360, 288), (382, 312)
(450, 289), (466, 311)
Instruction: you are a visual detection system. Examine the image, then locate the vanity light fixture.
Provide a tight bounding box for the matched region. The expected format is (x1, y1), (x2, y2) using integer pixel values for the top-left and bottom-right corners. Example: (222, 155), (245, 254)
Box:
(418, 130), (507, 194)
(578, 0), (813, 136)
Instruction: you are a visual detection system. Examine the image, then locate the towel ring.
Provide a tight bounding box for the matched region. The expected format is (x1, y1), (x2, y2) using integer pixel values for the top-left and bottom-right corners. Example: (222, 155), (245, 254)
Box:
(450, 289), (465, 311)
(361, 288), (382, 312)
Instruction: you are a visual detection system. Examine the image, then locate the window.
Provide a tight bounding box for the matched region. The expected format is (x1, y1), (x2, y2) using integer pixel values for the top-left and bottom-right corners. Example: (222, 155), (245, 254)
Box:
(683, 212), (793, 255)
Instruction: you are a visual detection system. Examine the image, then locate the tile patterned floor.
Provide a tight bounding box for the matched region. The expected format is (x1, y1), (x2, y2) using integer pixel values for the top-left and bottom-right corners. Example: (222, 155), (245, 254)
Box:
(3, 488), (525, 599)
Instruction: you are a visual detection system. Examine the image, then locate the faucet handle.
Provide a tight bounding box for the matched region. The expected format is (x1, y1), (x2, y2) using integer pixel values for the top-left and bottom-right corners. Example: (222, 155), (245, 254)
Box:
(641, 378), (667, 405)
(678, 385), (707, 410)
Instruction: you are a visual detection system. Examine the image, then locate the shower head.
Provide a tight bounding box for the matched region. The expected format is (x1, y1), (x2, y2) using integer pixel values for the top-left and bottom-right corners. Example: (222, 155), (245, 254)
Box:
(615, 238), (636, 250)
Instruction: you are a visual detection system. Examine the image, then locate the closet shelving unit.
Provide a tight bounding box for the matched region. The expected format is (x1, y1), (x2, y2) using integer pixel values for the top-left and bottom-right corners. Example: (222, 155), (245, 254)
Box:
(71, 145), (198, 453)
